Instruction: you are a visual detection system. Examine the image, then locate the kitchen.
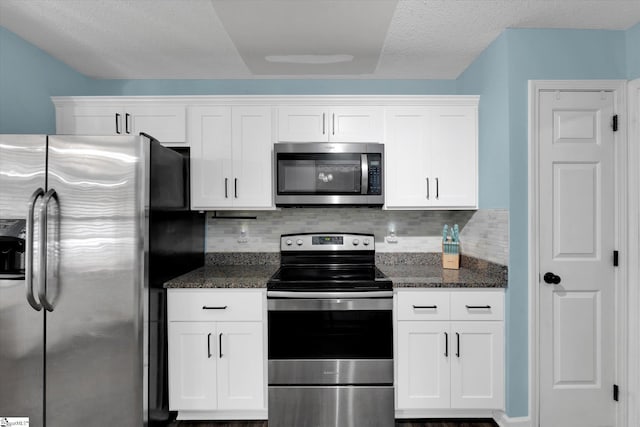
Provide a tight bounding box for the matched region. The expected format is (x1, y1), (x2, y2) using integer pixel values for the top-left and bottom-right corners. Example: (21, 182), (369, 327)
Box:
(0, 1), (639, 427)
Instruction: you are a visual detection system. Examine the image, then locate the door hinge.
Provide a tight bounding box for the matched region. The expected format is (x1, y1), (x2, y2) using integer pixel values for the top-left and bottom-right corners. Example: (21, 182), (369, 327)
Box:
(612, 115), (619, 132)
(613, 250), (619, 267)
(613, 384), (619, 401)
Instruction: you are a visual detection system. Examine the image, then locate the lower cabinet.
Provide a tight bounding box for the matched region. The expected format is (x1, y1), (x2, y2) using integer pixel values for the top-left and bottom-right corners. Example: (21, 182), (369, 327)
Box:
(395, 290), (504, 416)
(168, 289), (267, 420)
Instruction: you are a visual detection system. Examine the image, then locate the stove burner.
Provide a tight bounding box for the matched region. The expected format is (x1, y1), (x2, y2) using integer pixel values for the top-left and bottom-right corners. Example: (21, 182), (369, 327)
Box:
(267, 233), (391, 293)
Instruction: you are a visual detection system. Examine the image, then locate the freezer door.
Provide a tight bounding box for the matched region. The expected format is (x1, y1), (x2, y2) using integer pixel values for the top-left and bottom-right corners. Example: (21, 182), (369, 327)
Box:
(0, 135), (47, 426)
(43, 135), (147, 427)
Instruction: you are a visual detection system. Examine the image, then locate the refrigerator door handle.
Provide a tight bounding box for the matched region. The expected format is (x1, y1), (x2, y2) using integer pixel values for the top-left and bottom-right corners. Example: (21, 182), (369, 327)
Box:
(26, 187), (45, 311)
(38, 188), (58, 312)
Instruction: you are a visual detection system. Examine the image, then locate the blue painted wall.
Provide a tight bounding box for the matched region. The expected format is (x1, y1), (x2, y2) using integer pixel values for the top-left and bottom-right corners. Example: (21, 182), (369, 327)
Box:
(2, 22), (640, 419)
(94, 78), (457, 96)
(457, 33), (510, 210)
(0, 27), (97, 133)
(627, 22), (640, 79)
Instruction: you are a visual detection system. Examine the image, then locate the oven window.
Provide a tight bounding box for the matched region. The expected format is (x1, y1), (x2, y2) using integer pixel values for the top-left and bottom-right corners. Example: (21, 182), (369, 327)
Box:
(268, 310), (392, 359)
(277, 153), (362, 194)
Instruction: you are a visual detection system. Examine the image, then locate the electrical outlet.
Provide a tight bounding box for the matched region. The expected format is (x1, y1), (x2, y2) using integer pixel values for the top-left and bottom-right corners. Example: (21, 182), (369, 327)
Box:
(237, 230), (248, 243)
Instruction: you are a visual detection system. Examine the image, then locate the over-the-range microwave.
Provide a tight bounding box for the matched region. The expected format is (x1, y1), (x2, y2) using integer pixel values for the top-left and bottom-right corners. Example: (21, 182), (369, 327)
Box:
(274, 142), (384, 207)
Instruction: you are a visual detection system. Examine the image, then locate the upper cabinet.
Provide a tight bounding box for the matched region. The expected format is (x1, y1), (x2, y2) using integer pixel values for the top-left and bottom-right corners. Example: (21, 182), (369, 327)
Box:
(52, 97), (187, 144)
(188, 105), (273, 210)
(278, 106), (383, 142)
(385, 102), (478, 210)
(53, 96), (479, 211)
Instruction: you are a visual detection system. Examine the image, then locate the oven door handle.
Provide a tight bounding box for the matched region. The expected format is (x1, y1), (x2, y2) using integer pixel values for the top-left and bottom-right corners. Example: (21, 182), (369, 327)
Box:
(267, 291), (392, 299)
(267, 294), (393, 311)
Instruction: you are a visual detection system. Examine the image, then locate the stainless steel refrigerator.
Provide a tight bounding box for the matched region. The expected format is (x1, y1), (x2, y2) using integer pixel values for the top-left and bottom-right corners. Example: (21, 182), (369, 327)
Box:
(0, 134), (204, 427)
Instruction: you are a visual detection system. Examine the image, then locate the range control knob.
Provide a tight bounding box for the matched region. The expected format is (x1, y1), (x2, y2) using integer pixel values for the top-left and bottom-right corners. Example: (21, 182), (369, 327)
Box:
(363, 238), (370, 246)
(352, 239), (360, 246)
(285, 239), (293, 246)
(296, 239), (304, 246)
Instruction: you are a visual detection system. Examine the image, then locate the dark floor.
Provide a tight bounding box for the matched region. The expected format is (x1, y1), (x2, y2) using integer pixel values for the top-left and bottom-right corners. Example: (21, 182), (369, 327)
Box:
(170, 420), (498, 427)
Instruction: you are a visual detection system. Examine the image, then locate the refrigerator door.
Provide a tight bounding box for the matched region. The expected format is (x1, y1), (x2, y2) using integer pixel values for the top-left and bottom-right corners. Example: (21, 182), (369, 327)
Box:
(0, 135), (47, 426)
(43, 135), (147, 427)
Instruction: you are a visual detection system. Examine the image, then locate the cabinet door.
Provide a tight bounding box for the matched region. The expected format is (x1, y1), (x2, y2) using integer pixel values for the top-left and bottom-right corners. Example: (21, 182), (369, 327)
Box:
(330, 107), (383, 142)
(216, 322), (265, 410)
(188, 106), (233, 209)
(450, 322), (504, 409)
(278, 107), (328, 142)
(396, 321), (450, 409)
(429, 106), (478, 208)
(58, 105), (122, 135)
(231, 107), (273, 208)
(168, 322), (217, 411)
(384, 108), (431, 208)
(126, 104), (186, 143)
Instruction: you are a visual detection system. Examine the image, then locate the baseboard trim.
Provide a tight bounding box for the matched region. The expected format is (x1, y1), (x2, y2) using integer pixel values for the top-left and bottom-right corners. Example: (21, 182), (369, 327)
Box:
(493, 411), (532, 427)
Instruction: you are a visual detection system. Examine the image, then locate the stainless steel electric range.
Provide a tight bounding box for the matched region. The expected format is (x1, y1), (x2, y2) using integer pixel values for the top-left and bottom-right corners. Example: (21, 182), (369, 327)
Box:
(267, 233), (394, 427)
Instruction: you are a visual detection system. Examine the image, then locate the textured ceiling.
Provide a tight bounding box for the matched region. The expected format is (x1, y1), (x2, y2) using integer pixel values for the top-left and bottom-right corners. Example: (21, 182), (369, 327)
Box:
(0, 0), (639, 79)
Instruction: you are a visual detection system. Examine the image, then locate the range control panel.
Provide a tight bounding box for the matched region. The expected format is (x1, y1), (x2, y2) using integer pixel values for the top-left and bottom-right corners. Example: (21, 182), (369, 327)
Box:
(280, 233), (374, 251)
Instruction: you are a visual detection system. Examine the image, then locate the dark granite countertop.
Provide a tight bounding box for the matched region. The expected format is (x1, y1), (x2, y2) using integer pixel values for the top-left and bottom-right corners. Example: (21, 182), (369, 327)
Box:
(165, 264), (276, 289)
(165, 253), (507, 289)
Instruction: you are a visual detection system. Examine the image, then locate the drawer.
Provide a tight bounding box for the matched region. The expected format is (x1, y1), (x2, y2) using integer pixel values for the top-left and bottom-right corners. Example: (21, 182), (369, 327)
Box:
(168, 289), (264, 322)
(396, 291), (450, 321)
(450, 291), (504, 321)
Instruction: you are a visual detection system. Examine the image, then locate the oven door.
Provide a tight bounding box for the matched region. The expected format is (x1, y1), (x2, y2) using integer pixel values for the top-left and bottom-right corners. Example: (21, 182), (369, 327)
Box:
(267, 296), (394, 427)
(267, 297), (393, 384)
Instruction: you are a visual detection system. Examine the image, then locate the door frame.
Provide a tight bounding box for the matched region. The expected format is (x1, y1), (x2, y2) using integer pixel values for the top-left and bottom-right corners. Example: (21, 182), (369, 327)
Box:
(528, 80), (628, 427)
(627, 78), (640, 427)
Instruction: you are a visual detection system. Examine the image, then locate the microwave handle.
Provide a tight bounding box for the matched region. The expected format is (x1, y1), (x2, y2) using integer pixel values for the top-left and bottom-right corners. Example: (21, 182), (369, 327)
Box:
(361, 154), (369, 195)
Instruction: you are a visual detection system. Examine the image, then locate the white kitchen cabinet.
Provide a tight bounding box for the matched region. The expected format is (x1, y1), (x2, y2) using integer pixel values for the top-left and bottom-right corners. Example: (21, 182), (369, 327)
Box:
(188, 106), (273, 210)
(450, 321), (504, 409)
(168, 322), (218, 411)
(278, 106), (382, 142)
(397, 321), (451, 409)
(168, 289), (266, 420)
(53, 98), (187, 143)
(385, 105), (477, 209)
(395, 290), (504, 415)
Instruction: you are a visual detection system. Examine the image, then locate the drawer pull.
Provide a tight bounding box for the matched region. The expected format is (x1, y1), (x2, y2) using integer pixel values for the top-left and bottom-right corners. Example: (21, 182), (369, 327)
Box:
(465, 305), (491, 309)
(202, 305), (228, 310)
(413, 305), (437, 309)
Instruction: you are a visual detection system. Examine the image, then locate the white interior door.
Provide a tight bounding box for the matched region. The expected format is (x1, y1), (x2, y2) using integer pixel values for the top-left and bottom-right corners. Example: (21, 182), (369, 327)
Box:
(538, 90), (617, 426)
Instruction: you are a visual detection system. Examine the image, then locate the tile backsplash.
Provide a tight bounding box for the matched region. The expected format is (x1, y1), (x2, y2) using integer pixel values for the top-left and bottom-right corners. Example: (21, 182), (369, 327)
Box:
(206, 208), (509, 266)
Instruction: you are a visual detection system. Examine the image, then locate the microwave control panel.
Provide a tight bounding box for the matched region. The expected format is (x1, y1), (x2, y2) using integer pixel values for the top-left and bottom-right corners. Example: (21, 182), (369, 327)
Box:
(367, 154), (382, 195)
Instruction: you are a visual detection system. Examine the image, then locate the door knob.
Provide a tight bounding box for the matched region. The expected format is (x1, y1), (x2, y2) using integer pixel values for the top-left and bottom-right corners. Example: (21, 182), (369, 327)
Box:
(543, 272), (561, 284)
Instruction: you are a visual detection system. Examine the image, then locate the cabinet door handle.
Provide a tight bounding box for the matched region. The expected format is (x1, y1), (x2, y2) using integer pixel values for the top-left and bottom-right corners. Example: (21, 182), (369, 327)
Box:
(115, 113), (121, 134)
(219, 333), (223, 358)
(465, 305), (491, 309)
(234, 178), (238, 198)
(436, 177), (439, 200)
(207, 333), (212, 358)
(426, 178), (430, 199)
(224, 178), (228, 198)
(456, 332), (460, 358)
(332, 113), (335, 135)
(444, 332), (449, 357)
(413, 305), (437, 309)
(322, 113), (326, 135)
(202, 305), (227, 310)
(125, 113), (131, 134)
